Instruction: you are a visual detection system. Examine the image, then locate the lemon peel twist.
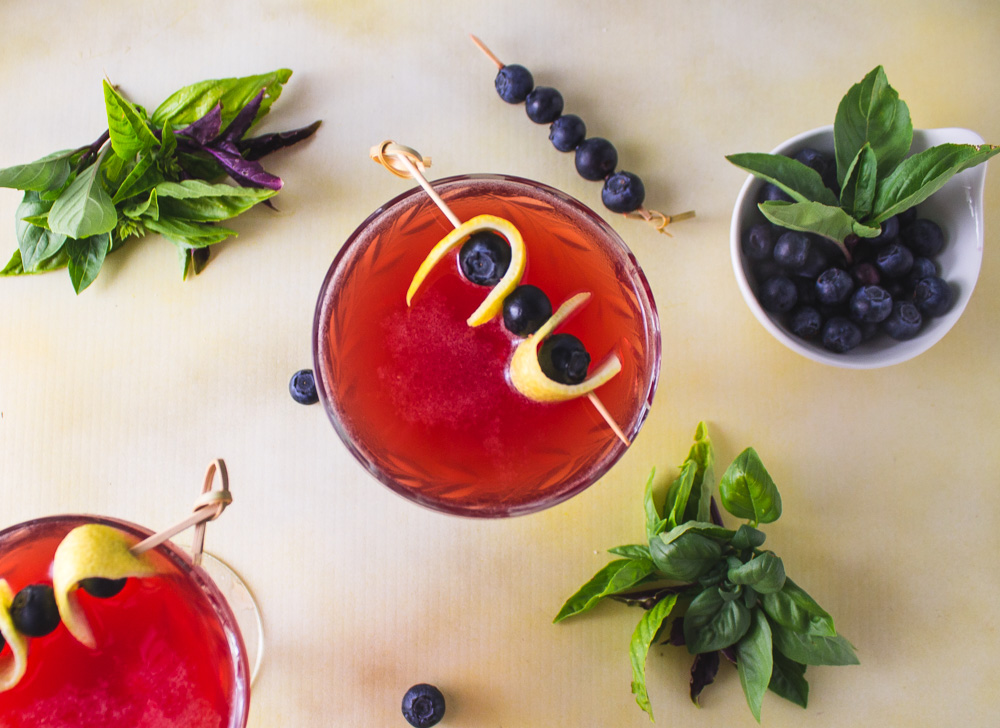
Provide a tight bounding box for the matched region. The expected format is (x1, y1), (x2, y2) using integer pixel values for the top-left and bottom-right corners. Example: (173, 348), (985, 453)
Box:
(0, 580), (28, 692)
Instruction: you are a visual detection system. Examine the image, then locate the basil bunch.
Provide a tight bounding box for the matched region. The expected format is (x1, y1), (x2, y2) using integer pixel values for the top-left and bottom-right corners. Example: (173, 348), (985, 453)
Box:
(727, 66), (998, 257)
(555, 423), (857, 722)
(0, 70), (320, 292)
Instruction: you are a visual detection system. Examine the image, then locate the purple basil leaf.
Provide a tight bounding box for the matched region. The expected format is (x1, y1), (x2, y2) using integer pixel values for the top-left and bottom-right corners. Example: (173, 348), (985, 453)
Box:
(709, 496), (725, 527)
(689, 651), (721, 706)
(177, 104), (223, 146)
(239, 120), (322, 161)
(221, 88), (266, 144)
(204, 141), (282, 190)
(668, 617), (686, 646)
(721, 646), (738, 664)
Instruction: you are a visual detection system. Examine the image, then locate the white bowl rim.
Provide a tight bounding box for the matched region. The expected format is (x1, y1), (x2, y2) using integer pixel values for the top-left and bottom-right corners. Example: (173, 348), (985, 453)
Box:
(730, 125), (987, 369)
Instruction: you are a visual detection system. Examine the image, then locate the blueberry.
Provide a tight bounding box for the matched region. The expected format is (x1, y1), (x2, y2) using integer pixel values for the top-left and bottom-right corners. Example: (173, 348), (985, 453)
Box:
(849, 285), (893, 323)
(773, 231), (812, 270)
(882, 301), (923, 340)
(789, 306), (823, 339)
(402, 684), (446, 728)
(742, 224), (774, 262)
(793, 147), (838, 191)
(538, 333), (590, 384)
(913, 276), (953, 318)
(601, 171), (645, 213)
(459, 231), (511, 286)
(574, 138), (618, 180)
(815, 268), (854, 305)
(289, 369), (319, 405)
(525, 86), (563, 124)
(548, 114), (586, 152)
(759, 275), (798, 313)
(797, 242), (832, 278)
(851, 262), (881, 287)
(503, 285), (552, 336)
(10, 584), (60, 637)
(821, 317), (862, 353)
(897, 207), (918, 227)
(901, 219), (944, 257)
(870, 215), (900, 246)
(758, 183), (792, 204)
(905, 257), (938, 290)
(875, 242), (914, 279)
(80, 577), (127, 599)
(494, 64), (534, 103)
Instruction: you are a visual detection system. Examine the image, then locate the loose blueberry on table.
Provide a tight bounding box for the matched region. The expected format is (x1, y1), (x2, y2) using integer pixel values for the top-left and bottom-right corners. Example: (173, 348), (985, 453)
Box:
(743, 147), (955, 354)
(401, 684), (446, 728)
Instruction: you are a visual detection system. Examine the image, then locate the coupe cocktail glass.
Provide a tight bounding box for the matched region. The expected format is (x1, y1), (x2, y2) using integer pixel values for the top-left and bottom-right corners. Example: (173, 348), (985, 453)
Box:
(0, 514), (251, 727)
(314, 174), (660, 517)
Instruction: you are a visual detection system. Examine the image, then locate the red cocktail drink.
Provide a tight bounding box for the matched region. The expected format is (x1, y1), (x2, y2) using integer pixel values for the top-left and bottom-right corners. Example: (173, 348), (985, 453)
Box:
(314, 175), (660, 516)
(0, 515), (250, 727)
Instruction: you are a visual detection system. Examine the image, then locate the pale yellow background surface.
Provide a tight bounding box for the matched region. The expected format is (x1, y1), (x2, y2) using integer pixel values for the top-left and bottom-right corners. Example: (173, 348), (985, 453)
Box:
(1, 1), (999, 726)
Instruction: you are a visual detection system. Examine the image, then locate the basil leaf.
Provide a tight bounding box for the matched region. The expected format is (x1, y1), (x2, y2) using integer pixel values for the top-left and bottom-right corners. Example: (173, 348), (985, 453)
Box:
(553, 558), (656, 622)
(682, 421), (715, 524)
(155, 180), (277, 221)
(736, 609), (773, 722)
(48, 151), (118, 239)
(143, 217), (236, 248)
(726, 153), (838, 206)
(17, 192), (67, 271)
(684, 587), (751, 654)
(719, 448), (782, 525)
(112, 153), (161, 204)
(103, 80), (158, 160)
(629, 594), (678, 719)
(834, 65), (912, 185)
(689, 651), (720, 706)
(66, 233), (111, 293)
(123, 189), (158, 220)
(760, 578), (836, 637)
(607, 544), (652, 561)
(871, 143), (1000, 223)
(768, 650), (809, 708)
(0, 149), (75, 191)
(759, 200), (880, 244)
(150, 69), (292, 128)
(650, 531), (723, 583)
(667, 460), (697, 529)
(770, 622), (859, 666)
(643, 468), (666, 538)
(729, 553), (786, 595)
(732, 524), (766, 551)
(1, 246), (70, 276)
(839, 143), (878, 219)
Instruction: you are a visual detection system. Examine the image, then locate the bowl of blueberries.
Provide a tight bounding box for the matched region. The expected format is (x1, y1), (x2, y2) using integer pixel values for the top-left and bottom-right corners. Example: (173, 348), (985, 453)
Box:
(730, 125), (988, 368)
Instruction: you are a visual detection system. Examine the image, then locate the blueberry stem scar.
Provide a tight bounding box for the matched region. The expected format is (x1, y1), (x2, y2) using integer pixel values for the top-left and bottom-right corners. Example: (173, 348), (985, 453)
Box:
(372, 141), (630, 447)
(129, 459), (232, 566)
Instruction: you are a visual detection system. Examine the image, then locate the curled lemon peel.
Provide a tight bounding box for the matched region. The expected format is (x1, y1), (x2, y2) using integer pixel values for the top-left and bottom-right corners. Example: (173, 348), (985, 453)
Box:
(406, 214), (526, 327)
(0, 580), (28, 693)
(53, 524), (157, 649)
(510, 292), (623, 403)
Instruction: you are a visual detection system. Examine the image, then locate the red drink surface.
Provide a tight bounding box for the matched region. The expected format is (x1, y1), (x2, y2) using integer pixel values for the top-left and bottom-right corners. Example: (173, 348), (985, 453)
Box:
(314, 176), (659, 516)
(0, 516), (249, 728)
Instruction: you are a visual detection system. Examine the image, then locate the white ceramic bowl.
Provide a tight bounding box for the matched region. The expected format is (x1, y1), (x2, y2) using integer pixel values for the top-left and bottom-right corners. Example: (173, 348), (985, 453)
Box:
(730, 125), (987, 368)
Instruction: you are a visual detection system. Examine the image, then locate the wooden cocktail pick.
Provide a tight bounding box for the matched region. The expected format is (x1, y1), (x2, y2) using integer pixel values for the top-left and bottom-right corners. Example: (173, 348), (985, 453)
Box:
(469, 34), (695, 234)
(130, 459), (231, 566)
(370, 141), (631, 447)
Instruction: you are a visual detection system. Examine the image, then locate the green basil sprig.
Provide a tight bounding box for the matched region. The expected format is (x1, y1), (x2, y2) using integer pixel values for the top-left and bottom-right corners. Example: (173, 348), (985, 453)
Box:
(726, 66), (998, 258)
(0, 70), (320, 293)
(554, 422), (858, 722)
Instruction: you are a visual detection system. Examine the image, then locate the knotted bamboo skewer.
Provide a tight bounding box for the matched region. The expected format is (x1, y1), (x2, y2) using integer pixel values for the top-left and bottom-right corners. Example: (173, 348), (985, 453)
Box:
(370, 141), (631, 447)
(131, 459), (231, 566)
